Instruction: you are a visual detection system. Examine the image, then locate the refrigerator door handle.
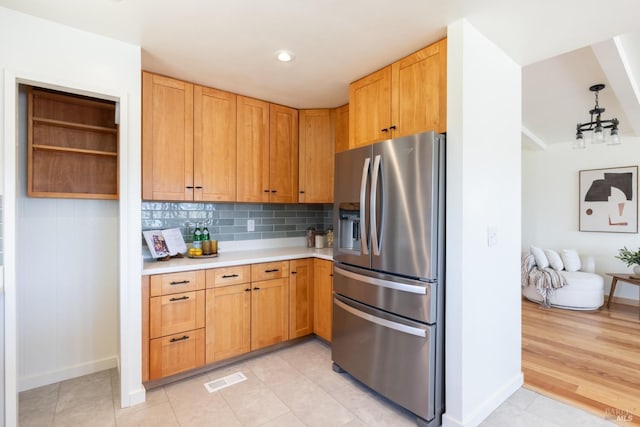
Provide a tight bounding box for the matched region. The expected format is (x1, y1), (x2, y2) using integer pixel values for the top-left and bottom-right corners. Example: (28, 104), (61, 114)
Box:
(334, 298), (427, 338)
(334, 266), (428, 295)
(370, 154), (382, 256)
(359, 157), (371, 255)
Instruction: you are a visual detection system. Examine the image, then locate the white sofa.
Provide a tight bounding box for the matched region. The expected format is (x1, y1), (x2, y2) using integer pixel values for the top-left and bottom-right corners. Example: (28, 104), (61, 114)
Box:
(522, 252), (605, 310)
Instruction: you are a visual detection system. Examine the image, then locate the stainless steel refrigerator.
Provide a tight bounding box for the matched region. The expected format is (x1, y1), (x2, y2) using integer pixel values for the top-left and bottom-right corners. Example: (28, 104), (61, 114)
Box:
(332, 131), (445, 427)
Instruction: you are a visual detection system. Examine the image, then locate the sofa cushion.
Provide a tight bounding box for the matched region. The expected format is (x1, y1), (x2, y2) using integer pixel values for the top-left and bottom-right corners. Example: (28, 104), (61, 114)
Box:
(530, 245), (549, 268)
(544, 249), (564, 271)
(561, 249), (581, 272)
(559, 271), (604, 290)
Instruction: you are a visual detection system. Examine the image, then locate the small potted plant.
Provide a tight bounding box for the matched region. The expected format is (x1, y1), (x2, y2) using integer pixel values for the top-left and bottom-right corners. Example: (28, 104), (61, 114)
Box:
(615, 246), (640, 274)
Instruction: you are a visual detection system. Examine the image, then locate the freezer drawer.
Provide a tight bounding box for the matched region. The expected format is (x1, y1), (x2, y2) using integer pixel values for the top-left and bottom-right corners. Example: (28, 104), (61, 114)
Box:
(334, 264), (437, 324)
(332, 295), (436, 423)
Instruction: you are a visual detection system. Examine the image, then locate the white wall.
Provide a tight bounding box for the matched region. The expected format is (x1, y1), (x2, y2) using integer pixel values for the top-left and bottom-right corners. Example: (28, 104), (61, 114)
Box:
(16, 87), (119, 390)
(444, 20), (523, 427)
(0, 6), (142, 421)
(523, 138), (640, 300)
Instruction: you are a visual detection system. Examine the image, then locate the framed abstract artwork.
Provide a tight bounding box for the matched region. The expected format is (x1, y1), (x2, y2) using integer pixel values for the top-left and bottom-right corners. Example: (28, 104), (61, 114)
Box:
(579, 165), (638, 233)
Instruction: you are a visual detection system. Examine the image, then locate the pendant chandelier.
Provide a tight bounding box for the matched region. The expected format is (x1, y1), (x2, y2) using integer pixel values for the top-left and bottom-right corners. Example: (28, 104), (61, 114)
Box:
(574, 83), (620, 149)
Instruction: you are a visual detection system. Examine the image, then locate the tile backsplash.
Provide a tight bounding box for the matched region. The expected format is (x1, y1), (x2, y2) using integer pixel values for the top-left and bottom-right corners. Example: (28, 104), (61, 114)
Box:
(142, 202), (333, 242)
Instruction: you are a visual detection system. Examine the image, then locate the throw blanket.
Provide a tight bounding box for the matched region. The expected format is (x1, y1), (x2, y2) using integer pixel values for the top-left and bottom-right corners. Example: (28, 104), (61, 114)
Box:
(521, 253), (567, 307)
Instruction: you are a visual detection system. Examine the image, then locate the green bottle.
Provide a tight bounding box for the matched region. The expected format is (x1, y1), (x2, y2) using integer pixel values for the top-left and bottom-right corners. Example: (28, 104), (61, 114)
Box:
(193, 223), (202, 249)
(202, 224), (210, 242)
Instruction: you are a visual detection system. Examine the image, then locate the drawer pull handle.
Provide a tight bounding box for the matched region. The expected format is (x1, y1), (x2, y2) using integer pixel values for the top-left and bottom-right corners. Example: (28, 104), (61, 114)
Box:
(222, 274), (239, 279)
(169, 296), (189, 302)
(265, 269), (279, 273)
(170, 335), (189, 343)
(195, 186), (203, 189)
(170, 280), (190, 286)
(245, 288), (251, 292)
(253, 287), (260, 291)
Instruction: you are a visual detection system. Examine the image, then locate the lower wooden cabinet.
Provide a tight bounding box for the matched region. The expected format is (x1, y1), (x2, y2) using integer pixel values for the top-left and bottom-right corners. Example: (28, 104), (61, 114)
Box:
(149, 328), (205, 380)
(251, 277), (289, 350)
(206, 284), (251, 363)
(313, 259), (333, 342)
(144, 258), (332, 382)
(289, 258), (314, 338)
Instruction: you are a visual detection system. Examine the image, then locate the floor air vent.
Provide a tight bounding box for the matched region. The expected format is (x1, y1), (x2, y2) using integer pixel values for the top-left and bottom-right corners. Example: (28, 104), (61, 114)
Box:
(203, 372), (247, 393)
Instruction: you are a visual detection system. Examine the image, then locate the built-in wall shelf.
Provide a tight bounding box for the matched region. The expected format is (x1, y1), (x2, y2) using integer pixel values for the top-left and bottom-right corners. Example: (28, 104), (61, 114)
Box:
(28, 87), (119, 200)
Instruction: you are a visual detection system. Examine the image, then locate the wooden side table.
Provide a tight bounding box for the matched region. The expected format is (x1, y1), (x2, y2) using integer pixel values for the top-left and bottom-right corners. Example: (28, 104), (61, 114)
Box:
(606, 273), (640, 308)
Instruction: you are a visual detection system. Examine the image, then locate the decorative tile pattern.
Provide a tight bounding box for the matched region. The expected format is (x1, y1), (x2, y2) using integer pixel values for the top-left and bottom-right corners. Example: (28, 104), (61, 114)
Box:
(142, 202), (333, 242)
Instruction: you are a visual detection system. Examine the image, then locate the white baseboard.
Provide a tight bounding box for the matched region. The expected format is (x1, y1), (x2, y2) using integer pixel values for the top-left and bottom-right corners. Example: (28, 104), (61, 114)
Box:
(123, 386), (146, 409)
(442, 371), (524, 427)
(18, 356), (118, 392)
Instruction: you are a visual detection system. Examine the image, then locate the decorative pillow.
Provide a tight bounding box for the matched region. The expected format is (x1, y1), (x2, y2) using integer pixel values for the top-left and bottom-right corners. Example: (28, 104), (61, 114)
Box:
(544, 249), (564, 271)
(530, 245), (549, 268)
(561, 249), (581, 272)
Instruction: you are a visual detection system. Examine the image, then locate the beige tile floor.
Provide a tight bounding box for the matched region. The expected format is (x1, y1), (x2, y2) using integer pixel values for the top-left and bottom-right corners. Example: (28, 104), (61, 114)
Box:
(19, 339), (617, 426)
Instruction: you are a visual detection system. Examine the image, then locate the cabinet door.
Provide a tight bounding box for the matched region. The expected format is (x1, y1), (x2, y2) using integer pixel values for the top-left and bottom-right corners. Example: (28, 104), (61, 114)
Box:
(142, 72), (194, 201)
(289, 259), (313, 338)
(299, 109), (335, 203)
(392, 38), (447, 136)
(251, 278), (289, 350)
(206, 284), (251, 363)
(149, 290), (205, 339)
(236, 96), (270, 202)
(334, 104), (349, 154)
(313, 259), (333, 342)
(269, 104), (299, 203)
(194, 86), (237, 201)
(349, 66), (392, 148)
(149, 328), (205, 380)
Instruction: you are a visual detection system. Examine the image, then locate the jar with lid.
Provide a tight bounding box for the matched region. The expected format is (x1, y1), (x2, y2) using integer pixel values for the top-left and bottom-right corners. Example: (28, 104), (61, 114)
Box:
(306, 227), (316, 248)
(326, 226), (334, 248)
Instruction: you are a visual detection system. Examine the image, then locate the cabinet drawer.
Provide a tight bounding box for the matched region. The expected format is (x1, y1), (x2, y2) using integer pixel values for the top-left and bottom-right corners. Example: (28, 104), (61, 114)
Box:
(251, 261), (290, 281)
(150, 270), (205, 296)
(206, 265), (251, 288)
(150, 290), (205, 338)
(149, 328), (205, 380)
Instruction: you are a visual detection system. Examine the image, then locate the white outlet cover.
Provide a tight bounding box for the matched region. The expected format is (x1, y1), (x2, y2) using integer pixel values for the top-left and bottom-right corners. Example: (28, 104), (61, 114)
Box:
(247, 219), (255, 232)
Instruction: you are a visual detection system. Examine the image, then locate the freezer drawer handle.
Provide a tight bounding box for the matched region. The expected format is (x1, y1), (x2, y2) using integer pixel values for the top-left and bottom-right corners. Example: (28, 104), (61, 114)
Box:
(334, 266), (427, 295)
(334, 298), (427, 338)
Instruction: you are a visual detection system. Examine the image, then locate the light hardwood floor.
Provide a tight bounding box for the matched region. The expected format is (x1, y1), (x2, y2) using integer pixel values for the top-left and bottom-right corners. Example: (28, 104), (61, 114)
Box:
(522, 299), (640, 426)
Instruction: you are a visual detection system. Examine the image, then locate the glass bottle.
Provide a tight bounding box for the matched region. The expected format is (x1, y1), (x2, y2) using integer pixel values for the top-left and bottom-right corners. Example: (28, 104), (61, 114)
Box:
(202, 224), (210, 242)
(326, 226), (334, 248)
(193, 223), (202, 249)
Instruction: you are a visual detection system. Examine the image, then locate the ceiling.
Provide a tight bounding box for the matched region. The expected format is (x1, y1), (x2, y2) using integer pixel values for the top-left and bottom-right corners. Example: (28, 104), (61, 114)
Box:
(2, 0), (640, 147)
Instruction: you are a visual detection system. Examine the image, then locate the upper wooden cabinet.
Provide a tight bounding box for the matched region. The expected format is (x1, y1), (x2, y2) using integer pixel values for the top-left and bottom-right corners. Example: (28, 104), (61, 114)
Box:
(236, 98), (299, 203)
(269, 104), (299, 203)
(334, 104), (349, 154)
(349, 66), (392, 149)
(142, 72), (194, 201)
(349, 38), (447, 148)
(194, 86), (237, 201)
(142, 72), (237, 201)
(298, 109), (335, 203)
(236, 96), (270, 202)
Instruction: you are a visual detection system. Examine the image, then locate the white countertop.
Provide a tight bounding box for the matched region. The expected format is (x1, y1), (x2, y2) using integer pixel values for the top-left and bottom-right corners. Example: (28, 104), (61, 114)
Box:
(142, 246), (333, 275)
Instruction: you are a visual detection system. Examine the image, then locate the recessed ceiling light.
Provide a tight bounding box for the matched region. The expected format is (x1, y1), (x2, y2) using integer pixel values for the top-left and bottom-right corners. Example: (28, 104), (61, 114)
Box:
(275, 50), (295, 63)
